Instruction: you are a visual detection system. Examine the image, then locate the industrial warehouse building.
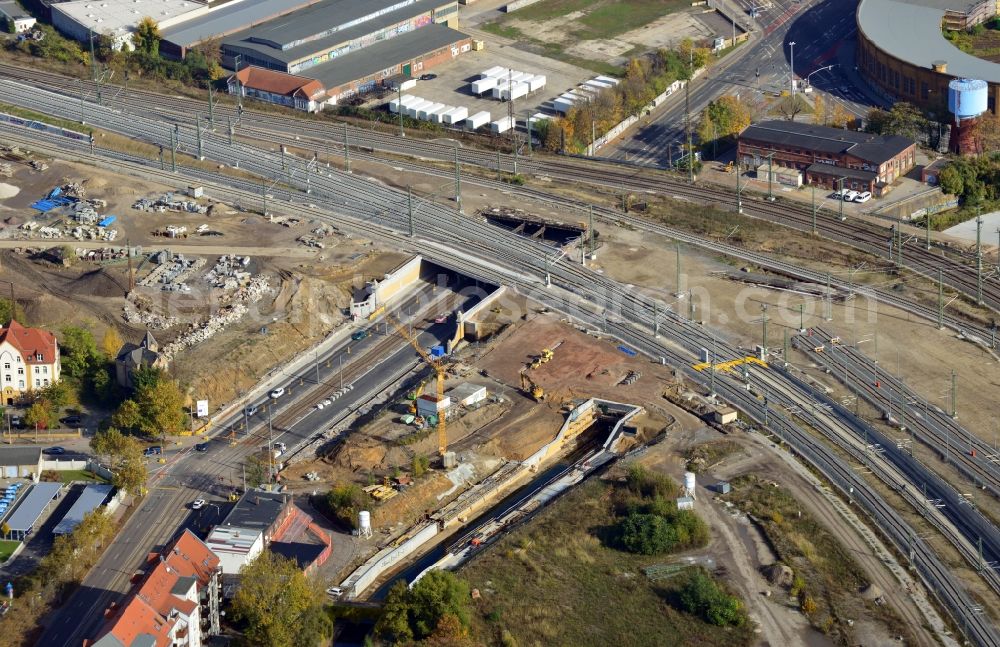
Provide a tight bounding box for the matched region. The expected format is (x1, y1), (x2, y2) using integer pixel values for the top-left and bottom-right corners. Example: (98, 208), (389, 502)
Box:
(856, 0), (1000, 117)
(738, 121), (916, 195)
(223, 0), (469, 109)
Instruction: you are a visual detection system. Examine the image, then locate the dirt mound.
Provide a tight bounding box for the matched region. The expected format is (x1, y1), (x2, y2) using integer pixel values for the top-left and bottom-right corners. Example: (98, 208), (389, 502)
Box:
(70, 268), (128, 298)
(859, 583), (883, 600)
(763, 563), (794, 588)
(330, 441), (387, 471)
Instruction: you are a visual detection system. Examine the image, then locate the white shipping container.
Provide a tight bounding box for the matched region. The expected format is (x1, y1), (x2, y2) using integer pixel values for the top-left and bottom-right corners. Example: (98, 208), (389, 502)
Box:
(509, 71), (532, 84)
(388, 99), (402, 113)
(527, 75), (546, 92)
(442, 106), (468, 124)
(398, 78), (418, 91)
(491, 86), (503, 99)
(470, 77), (497, 94)
(466, 110), (491, 130)
(594, 75), (620, 86)
(418, 102), (445, 120)
(490, 116), (515, 134)
(481, 65), (505, 79)
(530, 112), (551, 123)
(509, 82), (529, 101)
(430, 105), (454, 123)
(400, 94), (420, 106)
(405, 99), (431, 118)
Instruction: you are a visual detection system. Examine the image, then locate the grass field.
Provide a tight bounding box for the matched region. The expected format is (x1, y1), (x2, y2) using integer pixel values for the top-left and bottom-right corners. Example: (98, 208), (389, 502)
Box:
(0, 540), (20, 563)
(481, 0), (690, 73)
(55, 470), (109, 484)
(460, 479), (755, 647)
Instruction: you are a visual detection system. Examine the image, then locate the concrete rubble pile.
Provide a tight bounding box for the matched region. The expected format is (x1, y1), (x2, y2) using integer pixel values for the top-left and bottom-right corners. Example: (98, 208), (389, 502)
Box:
(122, 303), (179, 330)
(159, 303), (248, 361)
(204, 255), (252, 290)
(132, 193), (208, 214)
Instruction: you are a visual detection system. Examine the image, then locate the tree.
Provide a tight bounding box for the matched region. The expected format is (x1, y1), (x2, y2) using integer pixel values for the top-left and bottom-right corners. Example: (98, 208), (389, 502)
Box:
(413, 454), (429, 477)
(829, 103), (852, 130)
(36, 381), (75, 411)
(133, 17), (161, 56)
(937, 164), (964, 196)
(91, 427), (147, 495)
(972, 111), (1000, 154)
(60, 326), (100, 379)
(619, 513), (676, 555)
(811, 94), (826, 125)
(231, 551), (329, 647)
(0, 298), (25, 325)
(677, 568), (746, 627)
(326, 483), (371, 529)
(25, 401), (50, 430)
(244, 452), (269, 489)
(775, 94), (803, 121)
(866, 102), (927, 139)
(375, 570), (472, 641)
(101, 328), (123, 359)
(112, 368), (185, 437)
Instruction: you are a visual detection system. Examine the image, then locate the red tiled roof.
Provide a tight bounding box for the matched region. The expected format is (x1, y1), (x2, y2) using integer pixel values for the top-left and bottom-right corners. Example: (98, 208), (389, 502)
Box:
(0, 320), (57, 365)
(233, 66), (325, 100)
(92, 530), (219, 647)
(100, 596), (173, 647)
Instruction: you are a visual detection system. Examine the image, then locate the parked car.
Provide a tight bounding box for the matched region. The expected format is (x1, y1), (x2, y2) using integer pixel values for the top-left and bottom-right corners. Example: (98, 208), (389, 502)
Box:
(841, 190), (859, 201)
(10, 416), (22, 429)
(419, 73), (437, 81)
(322, 398), (332, 407)
(144, 446), (162, 456)
(59, 415), (82, 427)
(316, 402), (325, 409)
(194, 443), (209, 452)
(191, 499), (206, 510)
(273, 442), (287, 452)
(326, 586), (344, 597)
(269, 387), (285, 399)
(351, 330), (369, 341)
(853, 191), (872, 203)
(43, 446), (65, 455)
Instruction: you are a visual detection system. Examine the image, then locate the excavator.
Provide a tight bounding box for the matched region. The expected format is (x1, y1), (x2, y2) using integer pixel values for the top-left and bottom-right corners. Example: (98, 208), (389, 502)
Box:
(388, 314), (449, 456)
(520, 371), (544, 401)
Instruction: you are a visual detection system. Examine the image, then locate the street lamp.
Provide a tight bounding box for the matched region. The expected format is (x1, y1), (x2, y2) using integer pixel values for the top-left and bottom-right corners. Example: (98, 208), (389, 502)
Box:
(789, 41), (797, 98)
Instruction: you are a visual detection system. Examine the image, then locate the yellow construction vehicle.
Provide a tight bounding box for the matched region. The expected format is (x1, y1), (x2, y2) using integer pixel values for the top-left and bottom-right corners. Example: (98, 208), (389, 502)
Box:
(540, 348), (554, 363)
(520, 371), (544, 401)
(388, 315), (449, 456)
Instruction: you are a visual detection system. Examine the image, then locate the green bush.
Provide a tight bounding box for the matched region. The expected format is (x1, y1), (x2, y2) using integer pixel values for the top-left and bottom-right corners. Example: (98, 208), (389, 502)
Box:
(625, 464), (678, 499)
(619, 513), (676, 555)
(325, 484), (372, 529)
(677, 568), (746, 627)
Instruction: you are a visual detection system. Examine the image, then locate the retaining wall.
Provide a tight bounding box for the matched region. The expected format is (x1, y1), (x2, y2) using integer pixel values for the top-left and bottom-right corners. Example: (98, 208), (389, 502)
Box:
(345, 522), (439, 597)
(350, 256), (423, 319)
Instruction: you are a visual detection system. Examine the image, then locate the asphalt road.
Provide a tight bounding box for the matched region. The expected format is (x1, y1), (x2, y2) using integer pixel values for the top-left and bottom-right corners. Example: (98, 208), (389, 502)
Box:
(607, 0), (883, 167)
(38, 277), (482, 647)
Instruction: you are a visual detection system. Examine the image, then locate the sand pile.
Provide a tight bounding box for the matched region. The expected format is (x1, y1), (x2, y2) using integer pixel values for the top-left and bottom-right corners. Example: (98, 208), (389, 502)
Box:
(0, 184), (20, 200)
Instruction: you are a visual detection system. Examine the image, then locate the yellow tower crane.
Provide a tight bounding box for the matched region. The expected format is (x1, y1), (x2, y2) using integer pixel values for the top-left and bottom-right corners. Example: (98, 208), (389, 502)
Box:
(387, 315), (448, 456)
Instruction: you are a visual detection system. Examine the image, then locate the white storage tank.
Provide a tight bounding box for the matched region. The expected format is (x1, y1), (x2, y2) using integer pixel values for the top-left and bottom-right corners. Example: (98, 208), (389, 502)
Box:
(358, 510), (373, 538)
(466, 110), (491, 130)
(442, 106), (468, 124)
(471, 77), (498, 95)
(491, 115), (515, 134)
(684, 471), (696, 498)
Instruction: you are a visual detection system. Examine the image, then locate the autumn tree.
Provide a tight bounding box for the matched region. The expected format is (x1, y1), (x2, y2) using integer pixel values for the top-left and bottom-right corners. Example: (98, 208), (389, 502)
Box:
(865, 102), (927, 139)
(91, 427), (147, 495)
(811, 94), (826, 125)
(24, 401), (50, 430)
(60, 326), (101, 379)
(376, 570), (472, 641)
(775, 94), (804, 121)
(232, 551), (331, 647)
(101, 328), (123, 359)
(133, 17), (161, 56)
(112, 367), (185, 437)
(829, 103), (853, 129)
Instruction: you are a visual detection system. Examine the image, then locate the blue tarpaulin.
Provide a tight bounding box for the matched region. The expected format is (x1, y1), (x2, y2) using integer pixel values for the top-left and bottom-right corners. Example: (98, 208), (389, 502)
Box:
(97, 216), (116, 227)
(618, 345), (637, 357)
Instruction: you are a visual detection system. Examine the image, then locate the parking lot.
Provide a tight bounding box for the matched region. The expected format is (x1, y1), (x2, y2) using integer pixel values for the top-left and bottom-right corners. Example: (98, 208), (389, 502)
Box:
(366, 38), (596, 125)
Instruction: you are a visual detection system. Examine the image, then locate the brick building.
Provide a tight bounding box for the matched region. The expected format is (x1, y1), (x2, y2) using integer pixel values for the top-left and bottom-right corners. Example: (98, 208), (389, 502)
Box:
(857, 0), (1000, 117)
(226, 67), (328, 113)
(737, 120), (916, 195)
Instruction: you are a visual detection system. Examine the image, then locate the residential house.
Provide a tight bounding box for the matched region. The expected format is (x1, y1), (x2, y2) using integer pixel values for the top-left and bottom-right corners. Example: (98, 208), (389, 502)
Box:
(115, 331), (168, 389)
(89, 529), (222, 647)
(0, 320), (60, 405)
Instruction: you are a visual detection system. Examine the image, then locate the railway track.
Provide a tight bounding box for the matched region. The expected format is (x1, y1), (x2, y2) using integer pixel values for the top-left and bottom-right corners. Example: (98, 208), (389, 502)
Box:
(4, 101), (999, 644)
(2, 63), (998, 315)
(796, 327), (1000, 494)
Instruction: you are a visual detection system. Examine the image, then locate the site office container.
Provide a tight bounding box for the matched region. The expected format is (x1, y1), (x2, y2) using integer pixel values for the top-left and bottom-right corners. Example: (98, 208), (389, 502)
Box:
(466, 110), (491, 130)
